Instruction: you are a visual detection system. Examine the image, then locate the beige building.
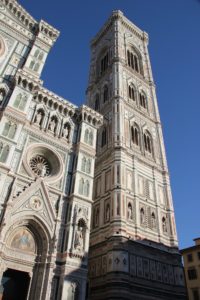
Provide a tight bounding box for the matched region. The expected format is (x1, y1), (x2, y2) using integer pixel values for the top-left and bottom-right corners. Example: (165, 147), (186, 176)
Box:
(181, 238), (200, 300)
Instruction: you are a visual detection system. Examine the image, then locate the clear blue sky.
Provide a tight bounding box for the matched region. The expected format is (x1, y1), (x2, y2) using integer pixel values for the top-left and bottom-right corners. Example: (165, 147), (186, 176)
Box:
(19, 0), (200, 249)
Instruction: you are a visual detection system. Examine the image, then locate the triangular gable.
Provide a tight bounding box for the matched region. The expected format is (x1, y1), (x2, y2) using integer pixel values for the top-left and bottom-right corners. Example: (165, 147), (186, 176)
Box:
(11, 178), (56, 234)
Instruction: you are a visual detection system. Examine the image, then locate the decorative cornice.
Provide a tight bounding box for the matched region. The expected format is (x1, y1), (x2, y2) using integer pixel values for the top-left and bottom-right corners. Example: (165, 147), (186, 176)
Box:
(0, 0), (59, 47)
(79, 104), (103, 128)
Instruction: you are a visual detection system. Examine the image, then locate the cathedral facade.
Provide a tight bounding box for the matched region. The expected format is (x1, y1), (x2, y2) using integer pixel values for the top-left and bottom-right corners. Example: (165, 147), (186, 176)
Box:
(0, 1), (186, 300)
(0, 1), (102, 299)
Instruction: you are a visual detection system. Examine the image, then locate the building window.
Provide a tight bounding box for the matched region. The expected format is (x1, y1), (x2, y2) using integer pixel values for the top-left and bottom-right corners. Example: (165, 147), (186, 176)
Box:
(2, 122), (17, 139)
(188, 268), (197, 280)
(84, 128), (93, 146)
(127, 50), (140, 73)
(187, 253), (193, 262)
(0, 143), (9, 163)
(13, 93), (28, 111)
(78, 178), (90, 197)
(128, 85), (135, 101)
(84, 180), (90, 197)
(144, 131), (152, 154)
(192, 290), (199, 300)
(101, 127), (107, 147)
(131, 124), (140, 146)
(81, 157), (87, 173)
(103, 85), (109, 103)
(79, 178), (84, 195)
(105, 203), (110, 222)
(95, 94), (100, 111)
(101, 52), (109, 74)
(197, 252), (200, 260)
(86, 159), (91, 174)
(139, 92), (147, 109)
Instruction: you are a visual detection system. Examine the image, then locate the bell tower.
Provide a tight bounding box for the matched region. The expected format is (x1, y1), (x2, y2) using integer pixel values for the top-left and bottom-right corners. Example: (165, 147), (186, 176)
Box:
(86, 10), (186, 299)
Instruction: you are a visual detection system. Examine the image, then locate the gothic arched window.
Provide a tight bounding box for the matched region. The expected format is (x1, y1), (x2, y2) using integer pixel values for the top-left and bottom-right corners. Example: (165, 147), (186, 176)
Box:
(103, 85), (109, 103)
(81, 157), (87, 173)
(84, 129), (89, 144)
(86, 159), (91, 174)
(89, 131), (93, 146)
(144, 131), (153, 154)
(38, 52), (44, 61)
(127, 50), (140, 74)
(101, 127), (107, 147)
(79, 178), (84, 195)
(131, 124), (140, 146)
(95, 207), (99, 227)
(0, 144), (9, 163)
(13, 93), (28, 111)
(105, 203), (110, 222)
(139, 91), (147, 109)
(34, 49), (40, 58)
(33, 62), (40, 72)
(29, 60), (35, 70)
(100, 51), (109, 74)
(2, 122), (17, 139)
(128, 85), (135, 101)
(84, 180), (90, 197)
(95, 94), (100, 111)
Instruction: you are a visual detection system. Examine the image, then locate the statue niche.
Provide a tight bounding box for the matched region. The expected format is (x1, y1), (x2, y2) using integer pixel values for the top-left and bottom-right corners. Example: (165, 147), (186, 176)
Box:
(48, 116), (58, 133)
(34, 109), (45, 126)
(62, 123), (71, 140)
(74, 219), (86, 252)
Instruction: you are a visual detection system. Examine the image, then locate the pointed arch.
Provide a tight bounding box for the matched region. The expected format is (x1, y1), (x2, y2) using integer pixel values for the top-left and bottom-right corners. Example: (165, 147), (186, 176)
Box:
(139, 90), (147, 109)
(81, 157), (87, 172)
(144, 130), (153, 154)
(127, 45), (143, 75)
(131, 123), (140, 146)
(103, 85), (109, 103)
(101, 127), (107, 147)
(95, 93), (100, 111)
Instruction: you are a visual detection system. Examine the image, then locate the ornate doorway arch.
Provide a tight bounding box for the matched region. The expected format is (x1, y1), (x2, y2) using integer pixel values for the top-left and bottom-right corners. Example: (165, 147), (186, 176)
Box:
(0, 218), (52, 300)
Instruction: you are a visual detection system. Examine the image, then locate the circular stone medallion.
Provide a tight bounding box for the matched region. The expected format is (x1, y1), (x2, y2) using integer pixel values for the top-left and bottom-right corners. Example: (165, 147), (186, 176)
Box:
(30, 197), (43, 211)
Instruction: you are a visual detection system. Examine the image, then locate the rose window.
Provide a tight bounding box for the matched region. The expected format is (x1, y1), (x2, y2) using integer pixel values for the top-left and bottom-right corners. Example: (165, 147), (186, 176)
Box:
(29, 155), (51, 177)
